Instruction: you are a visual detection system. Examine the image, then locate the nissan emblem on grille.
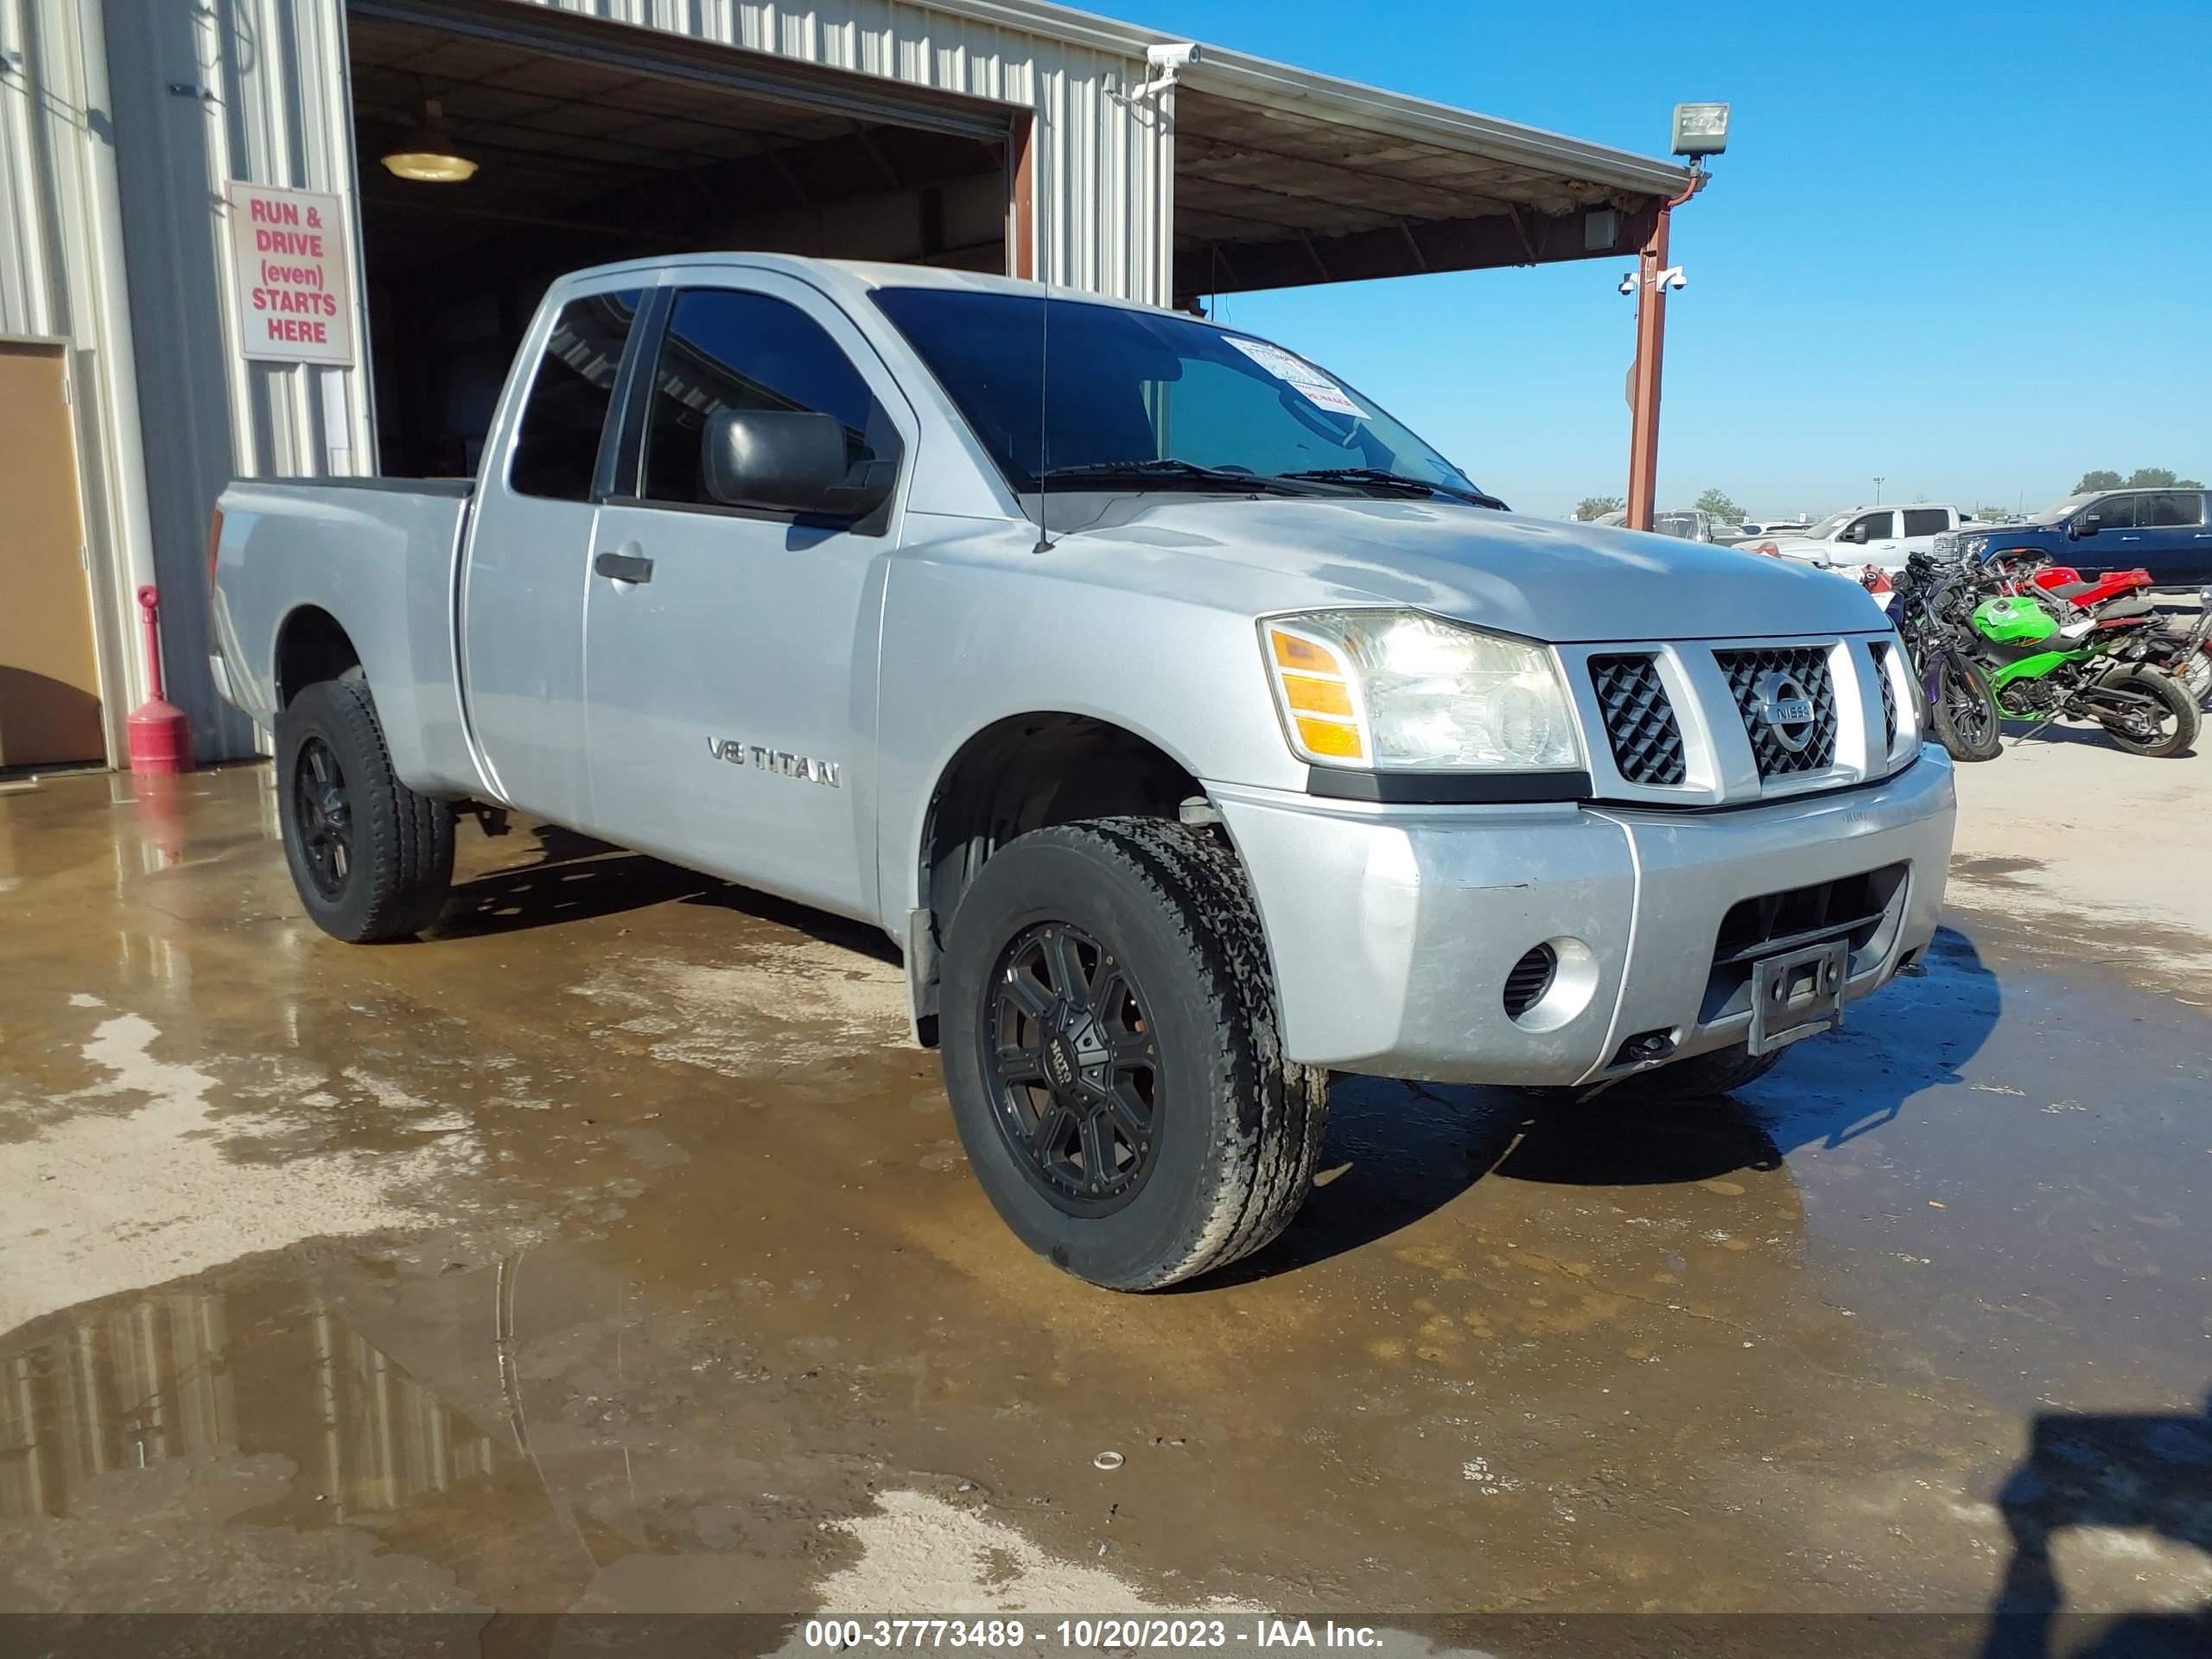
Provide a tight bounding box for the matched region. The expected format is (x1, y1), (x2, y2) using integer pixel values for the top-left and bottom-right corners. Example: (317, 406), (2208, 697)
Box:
(1754, 671), (1817, 753)
(1714, 646), (1840, 778)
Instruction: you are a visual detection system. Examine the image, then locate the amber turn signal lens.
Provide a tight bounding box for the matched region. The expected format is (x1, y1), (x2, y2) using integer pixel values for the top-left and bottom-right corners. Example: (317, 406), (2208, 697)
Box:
(1271, 631), (1337, 671)
(1294, 717), (1363, 759)
(1279, 673), (1354, 718)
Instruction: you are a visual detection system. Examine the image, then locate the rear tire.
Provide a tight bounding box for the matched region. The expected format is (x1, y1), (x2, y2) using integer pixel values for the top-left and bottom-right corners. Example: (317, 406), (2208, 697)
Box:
(1929, 654), (2004, 761)
(1599, 1043), (1786, 1103)
(939, 818), (1328, 1291)
(276, 676), (454, 942)
(2100, 666), (2200, 758)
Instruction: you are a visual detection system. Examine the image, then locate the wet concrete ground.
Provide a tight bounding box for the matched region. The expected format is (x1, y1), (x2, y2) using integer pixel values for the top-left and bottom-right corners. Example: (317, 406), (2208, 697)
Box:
(2, 763), (2208, 1628)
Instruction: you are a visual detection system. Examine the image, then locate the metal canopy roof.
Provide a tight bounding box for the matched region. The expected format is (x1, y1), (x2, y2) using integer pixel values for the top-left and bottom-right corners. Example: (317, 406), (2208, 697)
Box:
(912, 0), (1694, 302)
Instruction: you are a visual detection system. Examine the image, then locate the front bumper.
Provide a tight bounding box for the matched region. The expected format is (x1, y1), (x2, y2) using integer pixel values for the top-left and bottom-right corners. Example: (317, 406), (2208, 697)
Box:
(1214, 749), (1956, 1087)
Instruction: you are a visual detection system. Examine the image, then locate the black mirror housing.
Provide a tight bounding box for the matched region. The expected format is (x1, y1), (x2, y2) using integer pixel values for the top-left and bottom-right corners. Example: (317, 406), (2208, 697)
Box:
(2072, 515), (2097, 539)
(702, 409), (855, 515)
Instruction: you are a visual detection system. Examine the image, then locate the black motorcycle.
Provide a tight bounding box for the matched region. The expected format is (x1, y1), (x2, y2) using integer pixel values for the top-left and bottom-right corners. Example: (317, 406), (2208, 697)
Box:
(1883, 554), (2005, 761)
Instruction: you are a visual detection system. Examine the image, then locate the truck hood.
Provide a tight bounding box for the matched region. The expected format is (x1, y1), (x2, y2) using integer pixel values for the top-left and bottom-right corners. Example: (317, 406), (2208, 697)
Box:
(1065, 496), (1891, 642)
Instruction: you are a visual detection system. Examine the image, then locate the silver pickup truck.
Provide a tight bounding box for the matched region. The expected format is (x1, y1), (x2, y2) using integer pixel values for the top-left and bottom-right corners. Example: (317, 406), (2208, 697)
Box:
(211, 254), (1955, 1290)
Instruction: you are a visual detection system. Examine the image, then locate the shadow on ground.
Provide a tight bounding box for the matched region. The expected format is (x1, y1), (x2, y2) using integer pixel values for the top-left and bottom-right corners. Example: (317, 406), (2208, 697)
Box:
(1223, 925), (2004, 1283)
(1980, 1390), (2212, 1659)
(432, 825), (897, 962)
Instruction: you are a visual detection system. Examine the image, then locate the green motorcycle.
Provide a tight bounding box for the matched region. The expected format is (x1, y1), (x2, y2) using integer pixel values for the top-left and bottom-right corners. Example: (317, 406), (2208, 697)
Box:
(1962, 593), (2200, 758)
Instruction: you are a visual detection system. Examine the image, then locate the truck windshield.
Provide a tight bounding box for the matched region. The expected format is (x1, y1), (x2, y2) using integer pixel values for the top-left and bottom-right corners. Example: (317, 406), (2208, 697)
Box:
(870, 286), (1487, 503)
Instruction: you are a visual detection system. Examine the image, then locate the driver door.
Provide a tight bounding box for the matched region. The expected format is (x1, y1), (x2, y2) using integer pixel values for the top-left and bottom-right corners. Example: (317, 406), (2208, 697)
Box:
(1845, 509), (1900, 566)
(579, 273), (913, 921)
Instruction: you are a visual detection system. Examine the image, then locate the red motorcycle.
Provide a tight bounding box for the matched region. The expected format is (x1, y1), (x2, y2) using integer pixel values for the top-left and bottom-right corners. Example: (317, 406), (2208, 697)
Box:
(1977, 551), (2212, 707)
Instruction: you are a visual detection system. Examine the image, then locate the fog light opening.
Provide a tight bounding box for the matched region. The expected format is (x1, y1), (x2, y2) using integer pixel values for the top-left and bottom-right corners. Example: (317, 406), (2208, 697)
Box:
(1504, 937), (1600, 1033)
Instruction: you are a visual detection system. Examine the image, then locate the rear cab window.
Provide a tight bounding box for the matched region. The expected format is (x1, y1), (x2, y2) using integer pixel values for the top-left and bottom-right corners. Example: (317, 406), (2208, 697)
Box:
(1900, 508), (1950, 537)
(2141, 492), (2204, 528)
(507, 289), (644, 500)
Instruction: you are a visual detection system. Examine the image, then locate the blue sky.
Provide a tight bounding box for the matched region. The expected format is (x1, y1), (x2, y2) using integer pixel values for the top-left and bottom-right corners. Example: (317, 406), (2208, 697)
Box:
(1123, 0), (2212, 520)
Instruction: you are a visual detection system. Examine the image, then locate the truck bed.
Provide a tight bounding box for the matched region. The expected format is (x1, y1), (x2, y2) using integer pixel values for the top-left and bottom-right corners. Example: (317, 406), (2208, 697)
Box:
(210, 477), (485, 799)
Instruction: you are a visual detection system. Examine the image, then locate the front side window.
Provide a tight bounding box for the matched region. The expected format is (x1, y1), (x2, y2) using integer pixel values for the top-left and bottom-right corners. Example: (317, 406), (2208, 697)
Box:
(1900, 508), (1950, 537)
(509, 289), (641, 501)
(870, 286), (1483, 500)
(638, 288), (898, 512)
(2088, 495), (2139, 531)
(2141, 492), (2205, 528)
(1849, 511), (1896, 541)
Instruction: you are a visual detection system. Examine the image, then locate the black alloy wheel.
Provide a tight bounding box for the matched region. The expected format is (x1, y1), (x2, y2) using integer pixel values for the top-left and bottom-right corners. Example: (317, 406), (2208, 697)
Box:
(292, 735), (354, 899)
(274, 675), (455, 942)
(983, 921), (1160, 1213)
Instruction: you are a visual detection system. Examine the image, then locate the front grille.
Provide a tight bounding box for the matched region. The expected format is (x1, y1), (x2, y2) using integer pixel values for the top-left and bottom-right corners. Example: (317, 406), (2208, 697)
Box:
(1700, 863), (1910, 1023)
(1588, 654), (1688, 785)
(1713, 864), (1905, 967)
(1869, 641), (1898, 751)
(1502, 944), (1556, 1020)
(1713, 645), (1839, 777)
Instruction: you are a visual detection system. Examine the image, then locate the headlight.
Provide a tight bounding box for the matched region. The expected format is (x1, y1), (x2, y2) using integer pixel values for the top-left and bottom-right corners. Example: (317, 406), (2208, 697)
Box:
(1260, 610), (1582, 772)
(1960, 535), (1990, 562)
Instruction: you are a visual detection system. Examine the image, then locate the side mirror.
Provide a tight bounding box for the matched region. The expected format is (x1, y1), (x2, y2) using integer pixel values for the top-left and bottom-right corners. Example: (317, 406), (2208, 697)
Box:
(2071, 514), (2099, 539)
(1841, 524), (1866, 544)
(701, 409), (854, 515)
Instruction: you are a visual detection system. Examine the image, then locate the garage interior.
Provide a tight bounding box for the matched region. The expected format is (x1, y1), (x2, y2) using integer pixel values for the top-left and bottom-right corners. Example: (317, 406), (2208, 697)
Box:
(346, 3), (1019, 477)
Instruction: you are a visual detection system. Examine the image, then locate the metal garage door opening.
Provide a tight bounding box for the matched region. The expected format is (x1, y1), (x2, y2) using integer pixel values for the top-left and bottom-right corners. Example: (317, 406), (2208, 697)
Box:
(346, 1), (1021, 477)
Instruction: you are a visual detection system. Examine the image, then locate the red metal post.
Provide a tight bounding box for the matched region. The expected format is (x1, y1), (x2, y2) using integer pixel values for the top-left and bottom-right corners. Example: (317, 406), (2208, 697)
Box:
(1624, 206), (1672, 533)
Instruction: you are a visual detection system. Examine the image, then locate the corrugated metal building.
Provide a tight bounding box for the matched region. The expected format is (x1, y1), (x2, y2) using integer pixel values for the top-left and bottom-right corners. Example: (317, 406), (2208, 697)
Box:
(0, 0), (1688, 767)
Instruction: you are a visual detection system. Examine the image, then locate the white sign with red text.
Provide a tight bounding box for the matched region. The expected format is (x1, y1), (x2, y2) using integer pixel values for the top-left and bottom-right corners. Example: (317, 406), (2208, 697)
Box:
(226, 182), (354, 366)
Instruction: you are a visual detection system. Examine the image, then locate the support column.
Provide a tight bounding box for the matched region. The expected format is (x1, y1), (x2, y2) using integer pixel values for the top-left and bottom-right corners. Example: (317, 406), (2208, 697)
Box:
(1624, 205), (1672, 533)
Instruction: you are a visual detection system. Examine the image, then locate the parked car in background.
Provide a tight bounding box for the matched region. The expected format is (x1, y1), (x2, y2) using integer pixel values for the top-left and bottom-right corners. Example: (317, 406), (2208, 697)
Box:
(1751, 505), (1978, 572)
(1593, 507), (1721, 543)
(1936, 489), (2212, 591)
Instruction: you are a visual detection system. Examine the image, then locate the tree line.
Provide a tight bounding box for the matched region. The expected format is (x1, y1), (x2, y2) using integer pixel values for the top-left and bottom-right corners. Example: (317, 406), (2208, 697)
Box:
(1571, 467), (2202, 524)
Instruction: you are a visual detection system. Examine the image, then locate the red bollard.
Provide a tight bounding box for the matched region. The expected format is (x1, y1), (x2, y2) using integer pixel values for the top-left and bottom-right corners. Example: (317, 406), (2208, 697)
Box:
(127, 584), (192, 775)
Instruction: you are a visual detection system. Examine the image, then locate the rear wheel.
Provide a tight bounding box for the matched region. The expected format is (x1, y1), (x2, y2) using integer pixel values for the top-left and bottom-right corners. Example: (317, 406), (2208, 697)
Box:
(276, 676), (454, 941)
(2100, 665), (2200, 758)
(1929, 654), (2004, 761)
(939, 818), (1328, 1290)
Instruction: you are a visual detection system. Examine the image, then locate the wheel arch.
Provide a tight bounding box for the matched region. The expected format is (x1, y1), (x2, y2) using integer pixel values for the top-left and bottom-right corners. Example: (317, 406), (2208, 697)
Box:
(908, 711), (1207, 1045)
(272, 604), (363, 708)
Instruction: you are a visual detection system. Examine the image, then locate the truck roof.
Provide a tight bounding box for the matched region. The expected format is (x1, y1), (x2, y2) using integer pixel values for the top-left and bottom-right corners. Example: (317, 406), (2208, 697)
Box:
(556, 252), (1187, 317)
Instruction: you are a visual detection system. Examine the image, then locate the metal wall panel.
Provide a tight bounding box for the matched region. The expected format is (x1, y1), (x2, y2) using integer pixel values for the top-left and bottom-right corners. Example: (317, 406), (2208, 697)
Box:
(0, 0), (158, 768)
(10, 0), (1162, 764)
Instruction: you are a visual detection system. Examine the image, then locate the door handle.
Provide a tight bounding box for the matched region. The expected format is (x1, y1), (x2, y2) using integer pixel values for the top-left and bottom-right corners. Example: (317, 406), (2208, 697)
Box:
(594, 550), (653, 583)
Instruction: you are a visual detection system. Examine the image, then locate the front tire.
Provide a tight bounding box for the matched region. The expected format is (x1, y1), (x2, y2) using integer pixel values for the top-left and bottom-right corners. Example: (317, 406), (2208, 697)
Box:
(939, 819), (1328, 1291)
(2100, 666), (2200, 758)
(276, 676), (454, 942)
(1929, 653), (2004, 761)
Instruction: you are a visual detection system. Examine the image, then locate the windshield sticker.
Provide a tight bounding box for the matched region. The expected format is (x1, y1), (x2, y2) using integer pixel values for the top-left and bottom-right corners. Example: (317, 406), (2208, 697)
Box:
(1226, 337), (1370, 419)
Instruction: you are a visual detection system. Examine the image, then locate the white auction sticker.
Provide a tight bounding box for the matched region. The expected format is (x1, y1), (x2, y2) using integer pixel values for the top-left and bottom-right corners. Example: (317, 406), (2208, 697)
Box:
(1224, 336), (1369, 418)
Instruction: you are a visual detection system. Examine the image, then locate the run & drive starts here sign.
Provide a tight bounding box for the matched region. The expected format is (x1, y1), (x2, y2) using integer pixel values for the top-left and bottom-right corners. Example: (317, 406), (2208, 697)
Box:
(226, 181), (355, 366)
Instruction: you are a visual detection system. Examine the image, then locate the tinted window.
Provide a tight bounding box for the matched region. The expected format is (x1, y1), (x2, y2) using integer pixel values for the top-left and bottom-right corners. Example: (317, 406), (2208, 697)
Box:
(2088, 495), (2138, 530)
(509, 289), (640, 500)
(1900, 508), (1949, 537)
(1849, 512), (1895, 540)
(871, 286), (1482, 499)
(639, 288), (898, 512)
(2141, 492), (2205, 528)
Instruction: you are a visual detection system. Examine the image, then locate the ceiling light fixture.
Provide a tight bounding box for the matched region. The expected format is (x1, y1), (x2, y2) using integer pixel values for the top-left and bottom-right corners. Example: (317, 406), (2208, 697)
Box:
(382, 99), (476, 182)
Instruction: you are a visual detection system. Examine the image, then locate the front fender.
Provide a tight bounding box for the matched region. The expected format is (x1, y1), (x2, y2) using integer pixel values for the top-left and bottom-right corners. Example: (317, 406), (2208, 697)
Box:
(872, 531), (1306, 928)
